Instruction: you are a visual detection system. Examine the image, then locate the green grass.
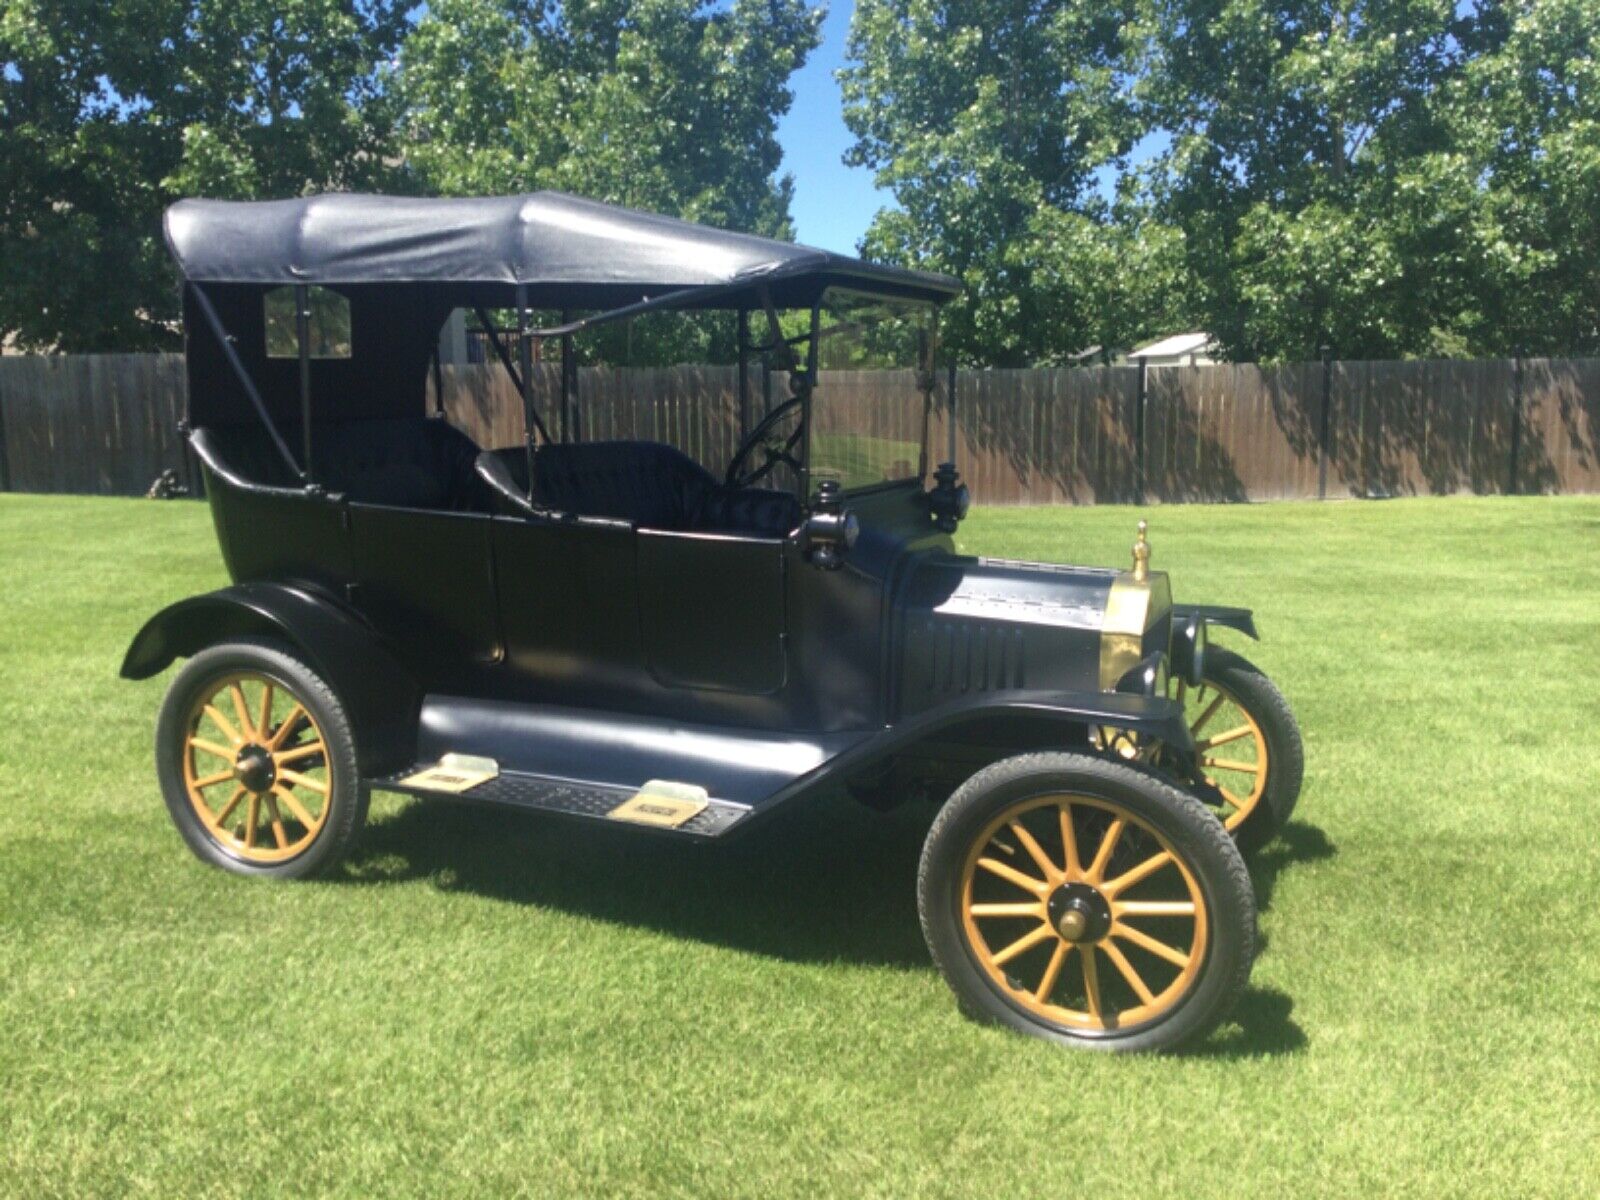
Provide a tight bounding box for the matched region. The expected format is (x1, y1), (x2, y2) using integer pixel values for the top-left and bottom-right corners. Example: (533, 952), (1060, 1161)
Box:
(2, 492), (1599, 1198)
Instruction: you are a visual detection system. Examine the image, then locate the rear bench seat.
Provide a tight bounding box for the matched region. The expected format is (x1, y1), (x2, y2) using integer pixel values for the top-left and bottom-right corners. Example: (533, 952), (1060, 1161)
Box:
(194, 418), (495, 512)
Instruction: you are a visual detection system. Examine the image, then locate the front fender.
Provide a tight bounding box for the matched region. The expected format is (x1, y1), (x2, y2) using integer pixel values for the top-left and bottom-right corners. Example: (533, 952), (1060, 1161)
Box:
(1172, 603), (1258, 640)
(121, 582), (420, 773)
(737, 689), (1193, 831)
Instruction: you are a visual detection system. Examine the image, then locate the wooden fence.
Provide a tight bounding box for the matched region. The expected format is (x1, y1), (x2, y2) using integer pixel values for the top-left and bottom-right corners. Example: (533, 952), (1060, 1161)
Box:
(2, 353), (1597, 503)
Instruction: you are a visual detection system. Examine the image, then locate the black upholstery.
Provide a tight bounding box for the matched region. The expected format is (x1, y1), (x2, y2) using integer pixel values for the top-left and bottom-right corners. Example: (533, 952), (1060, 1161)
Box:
(474, 442), (802, 536)
(695, 484), (803, 537)
(199, 418), (494, 512)
(531, 441), (713, 528)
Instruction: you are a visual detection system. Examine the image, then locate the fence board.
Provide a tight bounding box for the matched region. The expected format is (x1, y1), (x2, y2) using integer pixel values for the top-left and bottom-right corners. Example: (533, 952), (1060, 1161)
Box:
(4, 354), (1600, 503)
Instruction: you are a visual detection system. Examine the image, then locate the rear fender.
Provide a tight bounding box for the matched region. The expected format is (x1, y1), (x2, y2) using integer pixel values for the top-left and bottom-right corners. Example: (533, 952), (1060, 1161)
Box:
(121, 582), (420, 772)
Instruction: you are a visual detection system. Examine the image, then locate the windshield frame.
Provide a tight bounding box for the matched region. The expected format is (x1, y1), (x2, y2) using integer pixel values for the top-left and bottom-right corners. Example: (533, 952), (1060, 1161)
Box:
(786, 287), (940, 502)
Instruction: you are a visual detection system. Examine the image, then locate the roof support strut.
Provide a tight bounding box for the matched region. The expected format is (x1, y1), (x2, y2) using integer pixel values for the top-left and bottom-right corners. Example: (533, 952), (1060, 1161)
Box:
(475, 304), (550, 447)
(516, 287), (537, 497)
(294, 284), (315, 486)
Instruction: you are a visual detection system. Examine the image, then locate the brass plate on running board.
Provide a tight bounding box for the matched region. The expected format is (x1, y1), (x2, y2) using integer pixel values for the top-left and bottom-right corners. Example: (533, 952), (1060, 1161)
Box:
(398, 753), (499, 794)
(608, 780), (710, 828)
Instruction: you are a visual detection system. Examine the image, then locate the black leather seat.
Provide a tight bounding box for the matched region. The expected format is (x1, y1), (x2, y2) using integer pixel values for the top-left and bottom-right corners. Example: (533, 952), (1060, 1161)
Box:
(199, 418), (494, 512)
(531, 441), (715, 528)
(474, 442), (801, 537)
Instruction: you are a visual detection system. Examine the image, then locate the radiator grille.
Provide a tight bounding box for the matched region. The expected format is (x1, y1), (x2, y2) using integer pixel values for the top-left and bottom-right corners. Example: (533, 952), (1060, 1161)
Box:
(915, 619), (1027, 696)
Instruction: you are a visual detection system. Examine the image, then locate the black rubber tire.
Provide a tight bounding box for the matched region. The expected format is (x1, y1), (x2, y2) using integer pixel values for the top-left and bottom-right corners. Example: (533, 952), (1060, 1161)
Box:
(155, 638), (366, 879)
(1198, 649), (1304, 853)
(919, 752), (1256, 1053)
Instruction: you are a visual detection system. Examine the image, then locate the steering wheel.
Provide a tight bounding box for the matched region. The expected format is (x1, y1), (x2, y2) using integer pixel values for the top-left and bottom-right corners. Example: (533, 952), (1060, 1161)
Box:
(726, 395), (804, 488)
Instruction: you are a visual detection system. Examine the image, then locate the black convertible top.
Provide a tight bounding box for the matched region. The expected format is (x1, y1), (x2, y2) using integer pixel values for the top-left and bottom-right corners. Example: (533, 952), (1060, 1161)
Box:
(164, 192), (959, 303)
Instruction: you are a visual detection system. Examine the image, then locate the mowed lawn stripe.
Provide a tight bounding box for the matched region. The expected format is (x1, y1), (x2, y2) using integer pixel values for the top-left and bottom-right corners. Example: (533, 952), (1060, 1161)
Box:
(1, 492), (1597, 1198)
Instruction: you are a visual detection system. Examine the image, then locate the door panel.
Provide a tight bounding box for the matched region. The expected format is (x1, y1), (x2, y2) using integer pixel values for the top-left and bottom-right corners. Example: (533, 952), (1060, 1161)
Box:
(345, 505), (498, 664)
(637, 530), (786, 694)
(493, 515), (645, 700)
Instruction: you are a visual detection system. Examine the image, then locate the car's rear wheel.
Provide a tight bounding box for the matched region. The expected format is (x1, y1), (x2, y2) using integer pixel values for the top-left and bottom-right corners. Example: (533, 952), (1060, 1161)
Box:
(155, 639), (365, 878)
(919, 752), (1255, 1052)
(1172, 648), (1303, 852)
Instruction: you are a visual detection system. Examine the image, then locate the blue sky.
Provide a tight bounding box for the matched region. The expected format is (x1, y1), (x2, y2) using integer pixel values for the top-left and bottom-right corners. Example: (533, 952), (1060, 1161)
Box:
(775, 4), (886, 253)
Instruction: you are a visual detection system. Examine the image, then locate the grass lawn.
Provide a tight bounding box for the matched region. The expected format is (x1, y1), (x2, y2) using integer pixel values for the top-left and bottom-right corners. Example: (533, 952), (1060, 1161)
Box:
(2, 491), (1598, 1198)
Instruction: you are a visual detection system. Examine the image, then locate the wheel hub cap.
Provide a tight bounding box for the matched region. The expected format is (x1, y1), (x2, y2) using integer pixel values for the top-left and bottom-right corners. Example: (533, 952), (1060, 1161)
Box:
(1047, 883), (1112, 944)
(233, 744), (276, 794)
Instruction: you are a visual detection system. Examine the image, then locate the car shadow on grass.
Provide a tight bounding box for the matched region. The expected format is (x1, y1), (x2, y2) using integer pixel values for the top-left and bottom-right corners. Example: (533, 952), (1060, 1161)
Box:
(1178, 819), (1335, 1059)
(341, 795), (1329, 1056)
(1183, 986), (1307, 1058)
(340, 788), (936, 969)
(1251, 819), (1337, 914)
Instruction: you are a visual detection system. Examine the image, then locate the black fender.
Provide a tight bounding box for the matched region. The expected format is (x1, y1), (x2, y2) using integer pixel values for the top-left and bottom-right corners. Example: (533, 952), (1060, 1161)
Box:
(1172, 603), (1258, 640)
(737, 689), (1194, 832)
(121, 582), (420, 773)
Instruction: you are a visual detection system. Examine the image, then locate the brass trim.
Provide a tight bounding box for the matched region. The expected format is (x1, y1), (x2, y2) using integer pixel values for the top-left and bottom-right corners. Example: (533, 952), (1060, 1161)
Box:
(1098, 570), (1172, 691)
(1131, 519), (1151, 583)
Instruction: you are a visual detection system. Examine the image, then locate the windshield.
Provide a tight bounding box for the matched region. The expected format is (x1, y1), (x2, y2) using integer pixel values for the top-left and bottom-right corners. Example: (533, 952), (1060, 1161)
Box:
(808, 288), (936, 491)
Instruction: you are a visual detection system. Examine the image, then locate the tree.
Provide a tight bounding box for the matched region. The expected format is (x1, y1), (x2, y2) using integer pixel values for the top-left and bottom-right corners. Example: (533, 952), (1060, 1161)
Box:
(0, 0), (408, 351)
(841, 0), (1169, 366)
(1144, 0), (1518, 360)
(1446, 0), (1600, 355)
(399, 0), (819, 239)
(1133, 0), (1599, 360)
(398, 0), (822, 366)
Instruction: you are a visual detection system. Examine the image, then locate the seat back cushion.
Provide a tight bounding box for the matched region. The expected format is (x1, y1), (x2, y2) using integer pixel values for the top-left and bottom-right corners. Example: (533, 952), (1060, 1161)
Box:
(529, 441), (717, 528)
(693, 486), (802, 537)
(199, 418), (492, 512)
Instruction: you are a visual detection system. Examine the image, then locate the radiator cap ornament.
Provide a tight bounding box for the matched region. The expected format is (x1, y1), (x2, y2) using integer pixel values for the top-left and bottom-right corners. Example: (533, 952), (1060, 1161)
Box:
(1132, 520), (1151, 583)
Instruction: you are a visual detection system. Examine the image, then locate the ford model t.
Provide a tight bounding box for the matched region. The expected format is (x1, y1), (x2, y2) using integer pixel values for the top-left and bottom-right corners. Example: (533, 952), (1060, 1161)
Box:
(125, 194), (1303, 1052)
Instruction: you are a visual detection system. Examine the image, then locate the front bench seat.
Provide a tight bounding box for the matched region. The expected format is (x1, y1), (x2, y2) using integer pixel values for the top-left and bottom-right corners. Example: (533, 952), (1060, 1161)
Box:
(474, 442), (801, 536)
(530, 440), (714, 528)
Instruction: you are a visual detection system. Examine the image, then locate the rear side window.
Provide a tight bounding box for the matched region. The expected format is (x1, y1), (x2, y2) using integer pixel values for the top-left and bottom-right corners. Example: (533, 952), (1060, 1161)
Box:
(264, 287), (352, 359)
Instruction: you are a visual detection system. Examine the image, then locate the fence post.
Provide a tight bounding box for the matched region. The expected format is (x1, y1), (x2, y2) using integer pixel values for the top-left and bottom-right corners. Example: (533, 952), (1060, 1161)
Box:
(946, 358), (958, 466)
(1508, 350), (1524, 496)
(1317, 345), (1333, 500)
(0, 363), (11, 492)
(1134, 357), (1148, 505)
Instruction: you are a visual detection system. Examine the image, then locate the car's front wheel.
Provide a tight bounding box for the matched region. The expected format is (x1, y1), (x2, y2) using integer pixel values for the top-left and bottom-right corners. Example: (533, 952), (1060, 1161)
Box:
(1172, 648), (1304, 852)
(155, 639), (366, 878)
(919, 752), (1255, 1052)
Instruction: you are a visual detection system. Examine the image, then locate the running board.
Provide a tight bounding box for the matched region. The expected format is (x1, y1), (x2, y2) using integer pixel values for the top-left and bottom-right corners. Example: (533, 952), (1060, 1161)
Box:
(370, 767), (751, 838)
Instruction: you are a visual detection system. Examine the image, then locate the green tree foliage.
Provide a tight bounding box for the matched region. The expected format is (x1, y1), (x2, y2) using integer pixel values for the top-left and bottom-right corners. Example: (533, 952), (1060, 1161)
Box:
(399, 0), (821, 366)
(1139, 0), (1600, 360)
(841, 0), (1180, 366)
(1136, 0), (1495, 359)
(0, 0), (408, 351)
(0, 0), (816, 356)
(847, 0), (1600, 363)
(399, 0), (819, 239)
(1450, 0), (1600, 355)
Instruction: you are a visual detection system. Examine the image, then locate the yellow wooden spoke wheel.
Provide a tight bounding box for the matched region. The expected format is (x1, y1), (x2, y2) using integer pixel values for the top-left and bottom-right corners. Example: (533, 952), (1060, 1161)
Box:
(960, 794), (1209, 1033)
(181, 672), (333, 863)
(1169, 648), (1304, 852)
(920, 753), (1255, 1052)
(157, 641), (364, 878)
(1173, 676), (1268, 833)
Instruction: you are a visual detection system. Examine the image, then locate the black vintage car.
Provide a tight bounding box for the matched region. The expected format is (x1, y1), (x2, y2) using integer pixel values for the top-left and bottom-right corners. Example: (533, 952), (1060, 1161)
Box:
(124, 193), (1303, 1052)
